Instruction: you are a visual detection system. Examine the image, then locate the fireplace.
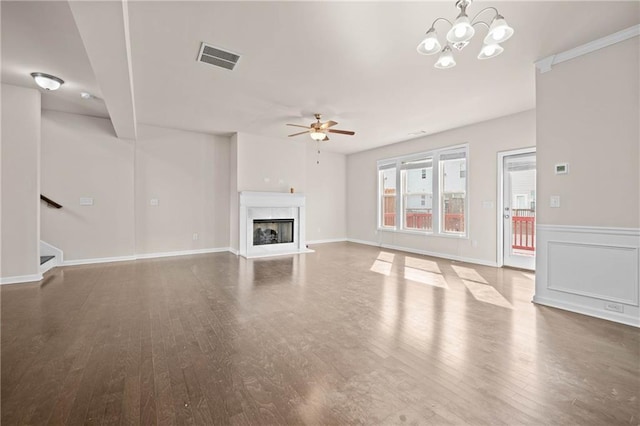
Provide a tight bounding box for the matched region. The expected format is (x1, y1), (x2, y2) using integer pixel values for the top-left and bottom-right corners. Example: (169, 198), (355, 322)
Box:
(238, 191), (313, 258)
(253, 219), (294, 246)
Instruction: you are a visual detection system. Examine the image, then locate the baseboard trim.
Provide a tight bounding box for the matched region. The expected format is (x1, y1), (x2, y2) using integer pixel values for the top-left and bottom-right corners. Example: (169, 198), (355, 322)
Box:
(306, 238), (348, 245)
(62, 255), (137, 266)
(346, 238), (499, 268)
(533, 295), (639, 328)
(346, 238), (380, 248)
(39, 257), (59, 275)
(228, 248), (239, 256)
(62, 247), (233, 267)
(135, 247), (230, 260)
(1, 273), (44, 285)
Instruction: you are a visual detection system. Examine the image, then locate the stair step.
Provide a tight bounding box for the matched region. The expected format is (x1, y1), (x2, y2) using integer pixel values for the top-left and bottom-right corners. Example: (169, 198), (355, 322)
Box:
(40, 255), (55, 265)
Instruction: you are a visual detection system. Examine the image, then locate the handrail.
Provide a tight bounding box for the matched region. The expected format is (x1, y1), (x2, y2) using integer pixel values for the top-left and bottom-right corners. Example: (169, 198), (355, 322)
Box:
(40, 194), (62, 209)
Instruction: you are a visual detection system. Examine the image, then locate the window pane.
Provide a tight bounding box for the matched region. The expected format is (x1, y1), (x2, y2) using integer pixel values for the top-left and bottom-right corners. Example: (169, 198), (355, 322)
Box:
(403, 165), (433, 231)
(441, 156), (466, 234)
(380, 168), (396, 228)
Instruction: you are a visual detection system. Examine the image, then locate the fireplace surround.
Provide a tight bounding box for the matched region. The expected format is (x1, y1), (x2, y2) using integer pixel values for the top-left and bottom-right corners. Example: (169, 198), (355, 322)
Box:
(239, 191), (313, 258)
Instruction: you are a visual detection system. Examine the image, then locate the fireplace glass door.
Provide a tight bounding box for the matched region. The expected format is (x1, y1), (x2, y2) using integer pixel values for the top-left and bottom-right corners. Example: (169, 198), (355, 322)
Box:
(253, 219), (294, 246)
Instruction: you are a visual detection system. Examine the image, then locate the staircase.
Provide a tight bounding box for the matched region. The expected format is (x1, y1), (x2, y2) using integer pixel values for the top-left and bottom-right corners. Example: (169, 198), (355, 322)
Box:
(39, 195), (64, 276)
(40, 242), (62, 275)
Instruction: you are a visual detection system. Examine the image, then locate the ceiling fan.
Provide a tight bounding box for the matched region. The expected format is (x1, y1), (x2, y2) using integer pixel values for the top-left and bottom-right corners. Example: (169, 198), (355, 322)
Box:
(287, 113), (355, 141)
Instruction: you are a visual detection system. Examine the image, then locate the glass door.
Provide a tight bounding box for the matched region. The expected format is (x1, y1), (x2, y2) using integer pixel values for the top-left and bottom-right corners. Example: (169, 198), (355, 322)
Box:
(503, 152), (536, 270)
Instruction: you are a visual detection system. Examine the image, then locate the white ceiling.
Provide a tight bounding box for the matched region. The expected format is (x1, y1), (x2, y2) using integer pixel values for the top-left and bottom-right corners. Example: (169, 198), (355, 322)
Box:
(2, 1), (639, 154)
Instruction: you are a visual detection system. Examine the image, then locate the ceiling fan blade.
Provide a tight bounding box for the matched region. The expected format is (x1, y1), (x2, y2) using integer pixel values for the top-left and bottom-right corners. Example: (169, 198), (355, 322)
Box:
(288, 131), (309, 137)
(327, 129), (355, 136)
(287, 124), (310, 129)
(320, 120), (338, 129)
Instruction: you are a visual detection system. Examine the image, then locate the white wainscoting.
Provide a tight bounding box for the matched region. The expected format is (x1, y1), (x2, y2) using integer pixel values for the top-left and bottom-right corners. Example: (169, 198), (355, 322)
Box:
(535, 224), (640, 327)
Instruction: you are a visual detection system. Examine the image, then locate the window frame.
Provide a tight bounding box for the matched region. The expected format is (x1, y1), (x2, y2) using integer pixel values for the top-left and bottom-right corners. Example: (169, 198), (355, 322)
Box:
(376, 144), (469, 238)
(377, 163), (398, 230)
(401, 157), (433, 232)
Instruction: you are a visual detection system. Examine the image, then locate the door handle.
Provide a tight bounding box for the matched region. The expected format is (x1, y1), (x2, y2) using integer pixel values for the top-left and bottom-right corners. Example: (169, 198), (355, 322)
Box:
(504, 214), (510, 219)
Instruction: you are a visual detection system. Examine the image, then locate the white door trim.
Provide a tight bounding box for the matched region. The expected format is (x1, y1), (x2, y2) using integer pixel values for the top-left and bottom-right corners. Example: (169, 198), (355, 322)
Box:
(497, 147), (536, 268)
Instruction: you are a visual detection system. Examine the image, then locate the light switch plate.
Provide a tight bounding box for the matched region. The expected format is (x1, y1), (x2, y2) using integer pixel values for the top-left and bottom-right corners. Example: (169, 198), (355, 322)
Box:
(550, 196), (560, 208)
(150, 198), (159, 206)
(79, 197), (93, 206)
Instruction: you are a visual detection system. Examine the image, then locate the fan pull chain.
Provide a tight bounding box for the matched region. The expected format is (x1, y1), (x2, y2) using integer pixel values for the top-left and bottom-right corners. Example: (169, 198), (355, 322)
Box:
(316, 141), (321, 165)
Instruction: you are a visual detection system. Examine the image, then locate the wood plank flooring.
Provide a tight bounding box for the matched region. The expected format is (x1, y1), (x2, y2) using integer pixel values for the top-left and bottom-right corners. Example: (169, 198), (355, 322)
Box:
(2, 242), (639, 425)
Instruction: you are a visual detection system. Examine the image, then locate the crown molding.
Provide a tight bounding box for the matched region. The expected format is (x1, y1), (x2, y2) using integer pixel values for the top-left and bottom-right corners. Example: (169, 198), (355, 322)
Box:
(536, 24), (640, 73)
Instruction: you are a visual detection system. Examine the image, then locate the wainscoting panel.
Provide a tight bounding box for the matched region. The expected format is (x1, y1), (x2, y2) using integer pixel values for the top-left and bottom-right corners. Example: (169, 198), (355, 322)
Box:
(548, 241), (638, 305)
(535, 225), (640, 327)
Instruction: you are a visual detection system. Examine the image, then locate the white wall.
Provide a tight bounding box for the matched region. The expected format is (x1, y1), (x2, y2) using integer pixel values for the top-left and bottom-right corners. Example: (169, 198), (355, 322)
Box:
(1, 84), (41, 280)
(232, 132), (348, 245)
(534, 35), (639, 327)
(135, 124), (230, 254)
(305, 143), (347, 242)
(236, 132), (307, 193)
(41, 110), (135, 261)
(347, 110), (536, 266)
(229, 134), (239, 252)
(537, 37), (639, 228)
(41, 110), (231, 261)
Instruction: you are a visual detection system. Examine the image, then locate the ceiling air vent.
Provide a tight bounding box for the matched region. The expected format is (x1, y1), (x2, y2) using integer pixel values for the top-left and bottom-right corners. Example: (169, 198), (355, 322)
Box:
(197, 42), (240, 71)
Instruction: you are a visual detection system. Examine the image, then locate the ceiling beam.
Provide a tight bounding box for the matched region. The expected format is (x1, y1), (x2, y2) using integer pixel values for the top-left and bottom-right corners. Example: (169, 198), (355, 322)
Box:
(68, 0), (137, 140)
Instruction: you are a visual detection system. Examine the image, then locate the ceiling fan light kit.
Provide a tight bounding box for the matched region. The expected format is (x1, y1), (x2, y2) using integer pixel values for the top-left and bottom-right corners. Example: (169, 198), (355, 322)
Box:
(287, 113), (355, 142)
(417, 0), (514, 69)
(310, 130), (327, 141)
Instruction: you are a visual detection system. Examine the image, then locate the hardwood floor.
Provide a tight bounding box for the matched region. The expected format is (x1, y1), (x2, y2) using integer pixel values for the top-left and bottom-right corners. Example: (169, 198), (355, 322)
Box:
(2, 242), (639, 425)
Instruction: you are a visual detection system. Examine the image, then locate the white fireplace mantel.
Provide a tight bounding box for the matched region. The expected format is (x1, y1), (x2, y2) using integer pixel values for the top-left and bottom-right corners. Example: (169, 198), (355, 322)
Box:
(239, 191), (313, 258)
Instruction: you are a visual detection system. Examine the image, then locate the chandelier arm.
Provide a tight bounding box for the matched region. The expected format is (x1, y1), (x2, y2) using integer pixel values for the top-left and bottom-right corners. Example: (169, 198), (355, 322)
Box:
(470, 6), (499, 26)
(471, 21), (490, 30)
(429, 16), (453, 30)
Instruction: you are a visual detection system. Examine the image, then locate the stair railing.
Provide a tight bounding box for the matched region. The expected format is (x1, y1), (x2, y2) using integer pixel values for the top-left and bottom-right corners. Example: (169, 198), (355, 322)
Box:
(40, 194), (62, 209)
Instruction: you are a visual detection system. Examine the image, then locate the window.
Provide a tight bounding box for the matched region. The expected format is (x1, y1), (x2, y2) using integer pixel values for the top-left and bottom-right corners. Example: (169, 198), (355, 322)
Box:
(377, 145), (468, 237)
(401, 158), (433, 231)
(379, 165), (396, 228)
(440, 150), (467, 234)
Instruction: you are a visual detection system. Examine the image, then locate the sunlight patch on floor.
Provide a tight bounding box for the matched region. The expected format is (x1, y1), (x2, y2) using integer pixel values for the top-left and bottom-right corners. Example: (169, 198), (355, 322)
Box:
(370, 252), (396, 276)
(451, 264), (488, 284)
(405, 256), (441, 274)
(404, 267), (448, 288)
(463, 280), (513, 309)
(370, 259), (392, 276)
(377, 251), (396, 263)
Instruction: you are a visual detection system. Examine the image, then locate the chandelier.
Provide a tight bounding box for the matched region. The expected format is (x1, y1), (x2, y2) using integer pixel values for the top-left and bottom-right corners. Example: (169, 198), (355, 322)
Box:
(416, 0), (514, 69)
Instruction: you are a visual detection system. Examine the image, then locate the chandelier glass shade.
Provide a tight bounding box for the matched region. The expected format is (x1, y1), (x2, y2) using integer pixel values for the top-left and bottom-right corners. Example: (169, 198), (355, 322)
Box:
(435, 47), (457, 69)
(416, 28), (442, 55)
(477, 43), (504, 60)
(416, 0), (514, 69)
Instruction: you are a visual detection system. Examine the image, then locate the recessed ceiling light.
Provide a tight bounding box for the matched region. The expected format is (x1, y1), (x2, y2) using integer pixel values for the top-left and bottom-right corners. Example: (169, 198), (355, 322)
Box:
(30, 72), (64, 91)
(408, 131), (427, 136)
(80, 91), (94, 100)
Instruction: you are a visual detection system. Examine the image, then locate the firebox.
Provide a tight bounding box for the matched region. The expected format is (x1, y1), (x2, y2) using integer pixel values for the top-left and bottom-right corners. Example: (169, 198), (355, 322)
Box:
(253, 219), (294, 246)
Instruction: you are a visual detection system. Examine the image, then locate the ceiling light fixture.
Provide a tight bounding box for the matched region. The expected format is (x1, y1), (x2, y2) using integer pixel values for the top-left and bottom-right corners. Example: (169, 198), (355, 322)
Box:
(310, 130), (326, 141)
(30, 72), (64, 91)
(416, 0), (514, 69)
